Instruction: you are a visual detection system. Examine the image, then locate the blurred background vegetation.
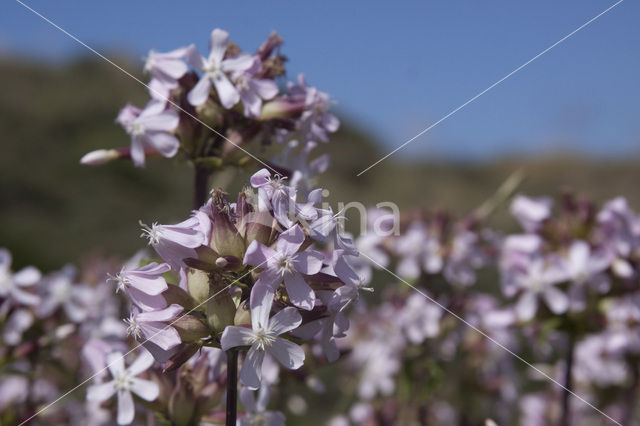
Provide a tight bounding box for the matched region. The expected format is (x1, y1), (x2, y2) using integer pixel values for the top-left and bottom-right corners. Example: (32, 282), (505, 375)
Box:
(2, 57), (640, 271)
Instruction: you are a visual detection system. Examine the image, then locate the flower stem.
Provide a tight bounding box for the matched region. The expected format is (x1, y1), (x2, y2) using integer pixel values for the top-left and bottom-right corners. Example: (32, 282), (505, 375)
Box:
(226, 349), (239, 426)
(560, 332), (575, 426)
(622, 359), (639, 425)
(194, 165), (211, 209)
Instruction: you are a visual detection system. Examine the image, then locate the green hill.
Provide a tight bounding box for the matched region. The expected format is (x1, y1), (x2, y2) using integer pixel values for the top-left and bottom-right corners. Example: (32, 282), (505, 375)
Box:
(2, 57), (640, 270)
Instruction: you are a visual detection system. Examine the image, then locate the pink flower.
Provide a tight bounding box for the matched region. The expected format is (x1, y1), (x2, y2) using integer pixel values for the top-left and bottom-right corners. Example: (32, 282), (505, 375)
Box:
(243, 225), (323, 311)
(110, 262), (170, 311)
(124, 304), (183, 351)
(510, 195), (553, 233)
(140, 217), (204, 270)
(394, 222), (442, 279)
(187, 28), (254, 108)
(144, 45), (194, 100)
(232, 60), (279, 117)
(250, 168), (298, 228)
(116, 100), (180, 167)
(37, 265), (93, 322)
(0, 248), (41, 306)
(238, 385), (285, 426)
(288, 74), (340, 143)
(86, 350), (159, 425)
(511, 256), (568, 321)
(221, 285), (304, 389)
(293, 288), (351, 362)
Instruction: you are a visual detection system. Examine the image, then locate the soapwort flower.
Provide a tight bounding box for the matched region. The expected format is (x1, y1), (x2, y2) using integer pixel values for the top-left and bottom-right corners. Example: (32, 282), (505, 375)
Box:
(116, 101), (180, 167)
(187, 28), (254, 108)
(221, 285), (304, 389)
(86, 350), (159, 425)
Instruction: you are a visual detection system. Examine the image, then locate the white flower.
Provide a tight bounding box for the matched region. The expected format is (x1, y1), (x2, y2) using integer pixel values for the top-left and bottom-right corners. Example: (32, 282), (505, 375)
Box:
(187, 28), (254, 108)
(86, 350), (159, 425)
(0, 248), (41, 306)
(221, 285), (304, 389)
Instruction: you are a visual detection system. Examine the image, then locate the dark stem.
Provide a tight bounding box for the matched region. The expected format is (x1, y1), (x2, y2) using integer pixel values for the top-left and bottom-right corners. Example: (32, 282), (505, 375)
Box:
(225, 349), (238, 426)
(560, 332), (575, 426)
(194, 165), (211, 209)
(622, 359), (639, 425)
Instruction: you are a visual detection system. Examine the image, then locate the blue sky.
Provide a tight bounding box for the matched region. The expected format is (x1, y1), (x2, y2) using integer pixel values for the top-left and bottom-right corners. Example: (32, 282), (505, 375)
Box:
(2, 0), (639, 160)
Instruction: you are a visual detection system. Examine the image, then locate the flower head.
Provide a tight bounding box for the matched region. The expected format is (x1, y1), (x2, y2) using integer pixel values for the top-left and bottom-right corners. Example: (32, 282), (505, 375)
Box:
(86, 350), (159, 425)
(221, 285), (304, 389)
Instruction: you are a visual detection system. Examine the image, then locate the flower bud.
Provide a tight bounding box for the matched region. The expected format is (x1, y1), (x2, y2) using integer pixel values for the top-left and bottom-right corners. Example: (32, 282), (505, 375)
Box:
(260, 98), (305, 120)
(163, 284), (198, 311)
(186, 269), (210, 305)
(163, 342), (202, 373)
(79, 149), (119, 165)
(209, 191), (246, 259)
(234, 299), (251, 326)
(172, 315), (211, 342)
(206, 288), (236, 333)
(169, 374), (197, 426)
(240, 210), (277, 247)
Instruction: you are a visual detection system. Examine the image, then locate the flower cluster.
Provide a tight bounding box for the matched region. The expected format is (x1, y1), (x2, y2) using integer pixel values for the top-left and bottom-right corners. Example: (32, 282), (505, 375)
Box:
(89, 167), (362, 423)
(329, 194), (640, 425)
(0, 248), (134, 424)
(81, 28), (338, 187)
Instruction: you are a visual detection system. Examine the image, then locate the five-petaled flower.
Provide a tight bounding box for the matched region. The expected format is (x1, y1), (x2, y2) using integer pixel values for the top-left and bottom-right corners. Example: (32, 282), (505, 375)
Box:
(87, 350), (159, 425)
(116, 101), (180, 167)
(221, 285), (305, 389)
(188, 28), (254, 108)
(244, 225), (324, 311)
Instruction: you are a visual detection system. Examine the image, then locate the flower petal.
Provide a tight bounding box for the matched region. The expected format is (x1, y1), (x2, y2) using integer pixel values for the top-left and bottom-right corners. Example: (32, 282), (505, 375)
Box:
(243, 240), (277, 268)
(127, 349), (155, 376)
(139, 322), (181, 351)
(116, 390), (135, 425)
(222, 54), (255, 73)
(269, 307), (302, 335)
(139, 109), (179, 132)
(209, 28), (229, 64)
(86, 381), (116, 402)
(136, 304), (183, 322)
(250, 78), (279, 100)
(13, 267), (41, 287)
(106, 352), (126, 377)
(515, 291), (538, 321)
(187, 75), (212, 106)
(543, 286), (569, 314)
(221, 326), (254, 351)
(130, 135), (146, 167)
(250, 284), (274, 329)
(276, 225), (305, 256)
(293, 249), (323, 275)
(146, 132), (179, 158)
(250, 168), (271, 187)
(212, 72), (240, 109)
(240, 346), (265, 389)
(268, 338), (304, 370)
(283, 272), (315, 311)
(129, 377), (159, 401)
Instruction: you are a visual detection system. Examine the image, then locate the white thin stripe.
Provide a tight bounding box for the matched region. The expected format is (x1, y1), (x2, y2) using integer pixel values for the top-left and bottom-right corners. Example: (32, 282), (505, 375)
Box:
(356, 0), (624, 176)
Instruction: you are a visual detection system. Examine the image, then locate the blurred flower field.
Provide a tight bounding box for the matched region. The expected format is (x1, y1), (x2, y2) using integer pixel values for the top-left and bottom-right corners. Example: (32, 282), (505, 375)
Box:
(1, 25), (640, 426)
